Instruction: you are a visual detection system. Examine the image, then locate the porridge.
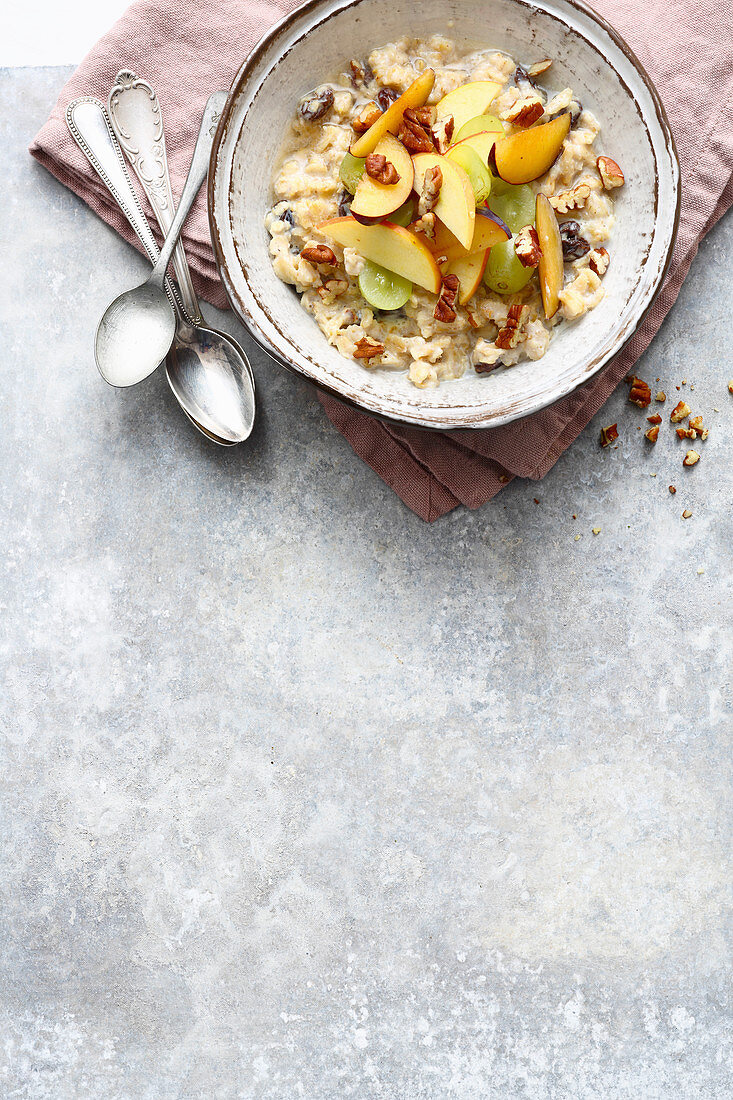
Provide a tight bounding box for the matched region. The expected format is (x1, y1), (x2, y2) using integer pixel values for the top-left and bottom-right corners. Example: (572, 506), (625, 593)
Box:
(265, 35), (624, 389)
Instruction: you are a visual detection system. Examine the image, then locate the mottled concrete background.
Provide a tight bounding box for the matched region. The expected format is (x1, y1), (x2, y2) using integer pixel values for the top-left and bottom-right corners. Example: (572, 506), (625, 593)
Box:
(1, 68), (731, 1099)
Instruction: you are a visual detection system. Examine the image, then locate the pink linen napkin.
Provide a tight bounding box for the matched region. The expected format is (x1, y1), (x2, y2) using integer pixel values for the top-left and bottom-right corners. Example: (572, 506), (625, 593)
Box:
(30, 0), (733, 520)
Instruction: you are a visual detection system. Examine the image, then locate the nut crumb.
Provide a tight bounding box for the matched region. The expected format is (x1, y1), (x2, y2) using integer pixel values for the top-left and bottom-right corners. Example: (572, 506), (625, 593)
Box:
(682, 509), (693, 519)
(697, 566), (705, 574)
(683, 450), (700, 467)
(592, 527), (601, 535)
(574, 534), (582, 541)
(728, 380), (733, 394)
(655, 391), (666, 403)
(669, 485), (676, 494)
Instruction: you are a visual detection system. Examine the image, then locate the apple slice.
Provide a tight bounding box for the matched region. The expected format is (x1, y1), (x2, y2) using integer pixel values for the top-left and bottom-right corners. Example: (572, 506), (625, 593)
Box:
(492, 112), (571, 185)
(536, 193), (563, 318)
(319, 216), (442, 294)
(412, 153), (475, 251)
(350, 134), (414, 221)
(436, 81), (502, 135)
(453, 113), (505, 145)
(443, 249), (489, 305)
(350, 69), (435, 158)
(436, 208), (511, 263)
(448, 129), (503, 168)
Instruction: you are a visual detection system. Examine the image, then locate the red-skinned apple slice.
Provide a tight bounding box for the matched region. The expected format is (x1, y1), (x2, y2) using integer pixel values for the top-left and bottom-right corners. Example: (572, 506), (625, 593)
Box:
(350, 69), (435, 158)
(412, 153), (475, 250)
(535, 193), (564, 318)
(443, 249), (489, 305)
(318, 216), (442, 294)
(350, 134), (414, 221)
(436, 81), (502, 134)
(492, 112), (571, 185)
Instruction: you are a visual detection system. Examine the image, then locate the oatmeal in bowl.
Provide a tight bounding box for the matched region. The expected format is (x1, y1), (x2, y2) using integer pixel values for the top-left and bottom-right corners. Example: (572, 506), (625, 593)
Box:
(265, 35), (625, 391)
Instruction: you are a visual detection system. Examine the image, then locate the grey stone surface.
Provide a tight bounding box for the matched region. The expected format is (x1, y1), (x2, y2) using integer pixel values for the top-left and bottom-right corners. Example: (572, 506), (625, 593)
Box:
(1, 66), (732, 1099)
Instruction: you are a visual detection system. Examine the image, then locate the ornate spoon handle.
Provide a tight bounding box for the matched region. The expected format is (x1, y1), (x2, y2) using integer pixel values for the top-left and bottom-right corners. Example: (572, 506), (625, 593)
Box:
(108, 71), (202, 325)
(65, 97), (183, 318)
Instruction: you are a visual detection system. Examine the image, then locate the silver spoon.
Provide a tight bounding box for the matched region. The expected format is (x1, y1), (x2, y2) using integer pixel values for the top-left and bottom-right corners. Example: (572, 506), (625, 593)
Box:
(107, 72), (255, 444)
(66, 96), (253, 444)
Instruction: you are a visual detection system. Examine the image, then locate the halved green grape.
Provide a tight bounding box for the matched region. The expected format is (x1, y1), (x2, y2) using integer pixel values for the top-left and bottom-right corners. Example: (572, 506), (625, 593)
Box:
(446, 144), (492, 205)
(484, 240), (535, 295)
(359, 259), (412, 311)
(454, 113), (505, 144)
(488, 184), (536, 234)
(339, 151), (366, 195)
(387, 199), (416, 227)
(488, 172), (511, 198)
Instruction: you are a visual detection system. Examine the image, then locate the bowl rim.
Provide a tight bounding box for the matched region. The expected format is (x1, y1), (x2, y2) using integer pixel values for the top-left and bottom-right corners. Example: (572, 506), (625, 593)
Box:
(208, 0), (681, 432)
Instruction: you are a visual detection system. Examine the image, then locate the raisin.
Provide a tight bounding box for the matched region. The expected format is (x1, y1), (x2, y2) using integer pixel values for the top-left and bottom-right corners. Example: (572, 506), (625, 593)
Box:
(350, 60), (374, 88)
(281, 208), (295, 228)
(376, 87), (400, 111)
(298, 86), (334, 122)
(559, 220), (590, 260)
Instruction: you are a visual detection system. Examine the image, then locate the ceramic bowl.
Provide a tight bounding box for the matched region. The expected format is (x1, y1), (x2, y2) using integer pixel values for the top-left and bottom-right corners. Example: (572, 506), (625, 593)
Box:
(208, 0), (680, 430)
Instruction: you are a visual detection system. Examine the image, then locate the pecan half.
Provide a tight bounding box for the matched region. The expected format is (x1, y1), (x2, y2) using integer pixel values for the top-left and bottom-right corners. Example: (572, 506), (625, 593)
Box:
(353, 336), (384, 359)
(418, 165), (443, 216)
(298, 87), (334, 122)
(365, 153), (400, 185)
(398, 112), (435, 153)
(434, 274), (460, 323)
(628, 376), (652, 408)
(600, 423), (619, 447)
(502, 96), (544, 126)
(597, 155), (625, 190)
(405, 106), (436, 128)
(550, 183), (591, 214)
(670, 400), (691, 423)
(588, 247), (610, 276)
(352, 102), (382, 133)
(495, 304), (530, 349)
(300, 244), (337, 266)
(514, 225), (542, 268)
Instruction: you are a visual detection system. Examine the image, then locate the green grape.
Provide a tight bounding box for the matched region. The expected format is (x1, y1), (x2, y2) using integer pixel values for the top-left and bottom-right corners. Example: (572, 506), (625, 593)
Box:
(387, 199), (416, 227)
(488, 172), (511, 198)
(488, 184), (536, 234)
(454, 113), (505, 144)
(446, 145), (492, 205)
(484, 240), (535, 295)
(359, 260), (412, 311)
(339, 151), (366, 195)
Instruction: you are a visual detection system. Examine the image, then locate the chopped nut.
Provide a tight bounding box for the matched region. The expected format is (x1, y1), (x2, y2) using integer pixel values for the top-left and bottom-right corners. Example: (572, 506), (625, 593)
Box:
(670, 400), (691, 422)
(498, 473), (510, 483)
(431, 114), (454, 153)
(298, 86), (335, 122)
(406, 105), (437, 128)
(628, 376), (652, 408)
(528, 58), (553, 78)
(683, 450), (700, 467)
(495, 304), (530, 349)
(300, 244), (337, 266)
(669, 485), (676, 494)
(688, 415), (708, 440)
(682, 509), (693, 519)
(592, 527), (601, 535)
(550, 183), (591, 214)
(728, 380), (733, 394)
(418, 165), (443, 216)
(412, 212), (436, 239)
(588, 248), (609, 276)
(655, 390), (666, 403)
(676, 427), (697, 440)
(317, 278), (349, 304)
(398, 112), (435, 153)
(514, 225), (542, 268)
(574, 534), (582, 541)
(466, 311), (481, 330)
(647, 414), (662, 425)
(645, 425), (659, 443)
(434, 273), (460, 323)
(352, 102), (382, 133)
(365, 152), (400, 185)
(353, 336), (384, 359)
(600, 423), (619, 447)
(502, 95), (544, 126)
(597, 155), (625, 190)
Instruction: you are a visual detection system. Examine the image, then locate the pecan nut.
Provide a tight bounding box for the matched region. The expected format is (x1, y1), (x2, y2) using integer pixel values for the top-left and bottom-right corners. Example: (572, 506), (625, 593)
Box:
(688, 415), (709, 440)
(418, 165), (443, 216)
(412, 212), (436, 239)
(528, 59), (553, 78)
(502, 96), (544, 127)
(398, 113), (435, 153)
(352, 102), (382, 133)
(365, 153), (400, 185)
(628, 376), (652, 408)
(597, 155), (625, 190)
(588, 247), (610, 276)
(300, 244), (337, 266)
(645, 424), (659, 443)
(670, 400), (691, 423)
(514, 225), (542, 268)
(317, 278), (349, 304)
(550, 183), (591, 214)
(600, 423), (619, 447)
(647, 413), (662, 425)
(683, 450), (700, 467)
(434, 274), (460, 323)
(495, 304), (530, 349)
(353, 336), (384, 359)
(431, 114), (455, 153)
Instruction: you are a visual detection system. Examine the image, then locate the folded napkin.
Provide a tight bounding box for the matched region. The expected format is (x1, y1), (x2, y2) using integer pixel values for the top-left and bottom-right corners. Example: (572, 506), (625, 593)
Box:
(31, 0), (733, 520)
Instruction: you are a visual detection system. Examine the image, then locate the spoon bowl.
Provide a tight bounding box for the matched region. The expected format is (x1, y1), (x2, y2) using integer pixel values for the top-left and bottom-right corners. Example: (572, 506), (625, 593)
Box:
(95, 283), (175, 388)
(166, 324), (255, 443)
